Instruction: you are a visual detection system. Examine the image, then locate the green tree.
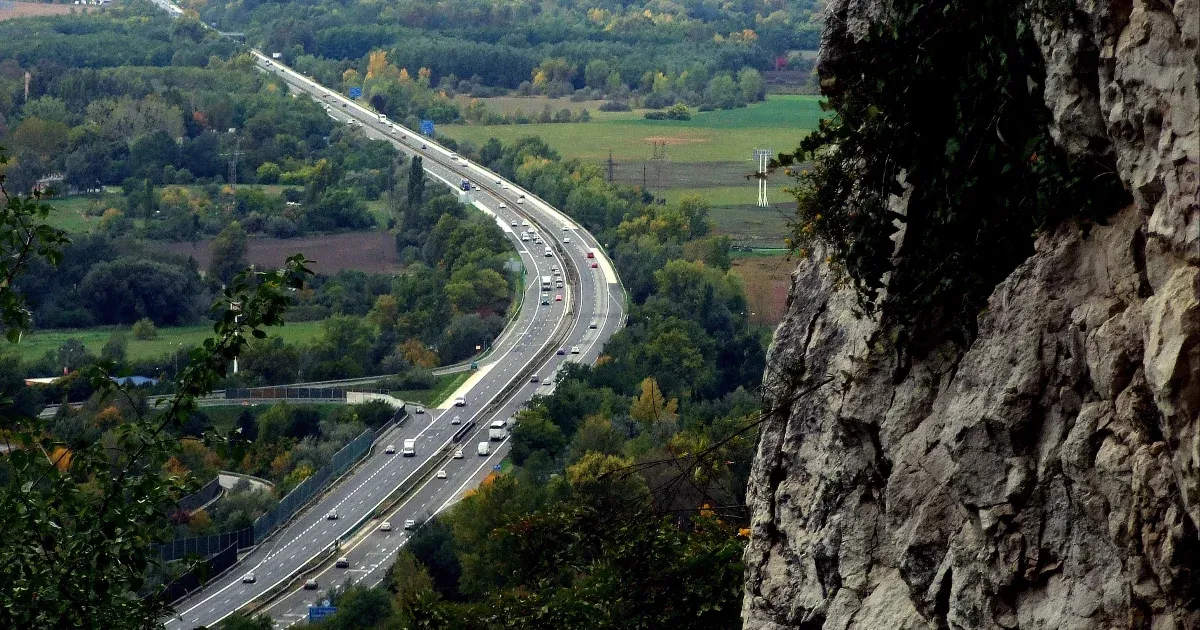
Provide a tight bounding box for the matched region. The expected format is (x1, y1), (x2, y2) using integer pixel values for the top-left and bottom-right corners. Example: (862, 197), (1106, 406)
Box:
(406, 155), (425, 207)
(100, 331), (128, 365)
(132, 317), (158, 340)
(209, 220), (248, 285)
(737, 67), (766, 102)
(510, 407), (566, 465)
(0, 150), (313, 627)
(584, 59), (611, 89)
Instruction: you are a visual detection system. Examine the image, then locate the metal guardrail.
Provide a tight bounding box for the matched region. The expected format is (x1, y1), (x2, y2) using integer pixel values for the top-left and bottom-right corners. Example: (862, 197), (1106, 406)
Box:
(176, 477), (222, 513)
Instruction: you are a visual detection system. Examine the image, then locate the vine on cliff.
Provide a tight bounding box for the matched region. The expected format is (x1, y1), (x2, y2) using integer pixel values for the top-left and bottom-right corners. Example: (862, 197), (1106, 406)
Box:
(779, 0), (1128, 356)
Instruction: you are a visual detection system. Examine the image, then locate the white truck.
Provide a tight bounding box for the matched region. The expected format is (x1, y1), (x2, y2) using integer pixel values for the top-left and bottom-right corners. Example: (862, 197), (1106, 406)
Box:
(488, 419), (508, 440)
(541, 275), (553, 291)
(402, 438), (416, 457)
(477, 441), (491, 456)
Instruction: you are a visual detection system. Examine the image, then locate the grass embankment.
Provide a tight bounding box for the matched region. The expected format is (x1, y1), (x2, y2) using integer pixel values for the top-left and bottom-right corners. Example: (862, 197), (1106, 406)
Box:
(15, 319), (328, 366)
(392, 371), (472, 407)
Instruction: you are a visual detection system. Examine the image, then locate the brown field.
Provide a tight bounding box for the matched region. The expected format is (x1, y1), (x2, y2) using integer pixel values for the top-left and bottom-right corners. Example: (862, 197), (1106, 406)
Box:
(163, 232), (402, 275)
(0, 1), (84, 21)
(731, 253), (795, 326)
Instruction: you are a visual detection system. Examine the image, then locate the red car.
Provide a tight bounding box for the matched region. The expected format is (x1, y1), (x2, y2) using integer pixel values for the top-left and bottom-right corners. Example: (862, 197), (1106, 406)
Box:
(590, 261), (598, 268)
(555, 294), (562, 302)
(586, 250), (595, 259)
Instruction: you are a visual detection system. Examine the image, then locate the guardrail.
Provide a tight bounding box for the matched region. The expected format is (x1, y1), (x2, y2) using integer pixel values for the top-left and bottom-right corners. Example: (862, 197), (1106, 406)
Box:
(176, 477), (222, 514)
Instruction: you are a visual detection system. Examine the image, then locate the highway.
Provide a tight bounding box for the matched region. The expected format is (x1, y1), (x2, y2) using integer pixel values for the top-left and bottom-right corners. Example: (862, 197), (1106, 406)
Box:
(151, 11), (626, 630)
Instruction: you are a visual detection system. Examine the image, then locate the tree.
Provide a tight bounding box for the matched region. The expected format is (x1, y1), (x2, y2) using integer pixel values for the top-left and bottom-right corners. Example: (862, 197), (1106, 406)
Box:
(80, 258), (201, 325)
(209, 221), (248, 284)
(406, 156), (425, 207)
(132, 317), (158, 340)
(737, 67), (766, 102)
(584, 59), (611, 90)
(217, 613), (274, 630)
(629, 377), (678, 425)
(509, 408), (566, 465)
(235, 408), (258, 442)
(100, 331), (128, 365)
(0, 147), (313, 627)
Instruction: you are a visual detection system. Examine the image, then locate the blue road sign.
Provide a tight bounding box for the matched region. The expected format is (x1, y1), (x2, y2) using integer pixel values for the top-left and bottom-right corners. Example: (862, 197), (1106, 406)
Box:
(420, 120), (435, 135)
(493, 464), (502, 471)
(309, 605), (337, 621)
(348, 87), (362, 99)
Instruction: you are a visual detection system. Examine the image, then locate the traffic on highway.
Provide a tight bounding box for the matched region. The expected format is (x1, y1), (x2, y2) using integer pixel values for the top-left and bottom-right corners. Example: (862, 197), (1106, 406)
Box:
(156, 15), (626, 630)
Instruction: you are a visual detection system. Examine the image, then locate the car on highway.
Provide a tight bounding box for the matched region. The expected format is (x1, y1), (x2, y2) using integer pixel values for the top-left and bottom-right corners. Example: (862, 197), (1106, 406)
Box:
(503, 183), (510, 189)
(589, 320), (598, 329)
(591, 261), (599, 268)
(564, 237), (572, 243)
(517, 197), (524, 204)
(571, 345), (581, 354)
(556, 348), (566, 355)
(385, 444), (395, 454)
(437, 470), (447, 479)
(499, 203), (507, 209)
(335, 557), (350, 568)
(242, 573), (256, 584)
(451, 415), (461, 425)
(495, 178), (502, 184)
(326, 510), (338, 520)
(510, 220), (518, 226)
(541, 294), (550, 305)
(421, 143), (427, 149)
(455, 397), (466, 407)
(477, 441), (491, 456)
(404, 519), (416, 530)
(530, 374), (540, 383)
(414, 406), (425, 414)
(453, 449), (464, 459)
(449, 152), (458, 159)
(379, 521), (392, 532)
(303, 579), (318, 590)
(522, 234), (529, 242)
(555, 294), (563, 302)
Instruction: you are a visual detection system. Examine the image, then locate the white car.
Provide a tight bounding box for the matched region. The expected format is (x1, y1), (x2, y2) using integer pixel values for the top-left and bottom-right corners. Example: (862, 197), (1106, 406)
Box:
(451, 415), (461, 425)
(521, 235), (530, 242)
(404, 519), (416, 530)
(436, 470), (447, 479)
(571, 345), (581, 354)
(564, 237), (571, 243)
(303, 578), (318, 590)
(503, 183), (510, 189)
(522, 220), (530, 227)
(499, 203), (507, 209)
(385, 445), (395, 454)
(517, 198), (524, 204)
(510, 220), (518, 226)
(326, 510), (338, 520)
(242, 573), (256, 584)
(495, 178), (502, 184)
(335, 557), (349, 568)
(453, 449), (464, 459)
(379, 521), (393, 532)
(454, 397), (466, 407)
(414, 406), (425, 414)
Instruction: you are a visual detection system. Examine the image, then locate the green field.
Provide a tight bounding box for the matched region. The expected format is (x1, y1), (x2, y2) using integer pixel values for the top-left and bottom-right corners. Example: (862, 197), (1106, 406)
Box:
(441, 95), (822, 163)
(391, 370), (472, 407)
(660, 185), (793, 207)
(14, 319), (329, 366)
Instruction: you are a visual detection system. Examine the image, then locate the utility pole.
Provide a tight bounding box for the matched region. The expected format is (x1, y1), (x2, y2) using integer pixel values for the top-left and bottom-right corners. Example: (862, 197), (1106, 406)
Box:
(606, 149), (615, 183)
(650, 140), (667, 192)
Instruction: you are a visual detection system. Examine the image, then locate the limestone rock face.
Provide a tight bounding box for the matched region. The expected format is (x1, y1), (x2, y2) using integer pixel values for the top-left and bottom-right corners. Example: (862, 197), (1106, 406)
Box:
(741, 0), (1199, 628)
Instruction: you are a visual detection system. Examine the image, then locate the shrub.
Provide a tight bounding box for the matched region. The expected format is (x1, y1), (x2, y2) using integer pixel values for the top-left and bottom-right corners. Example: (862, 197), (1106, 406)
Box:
(132, 317), (158, 340)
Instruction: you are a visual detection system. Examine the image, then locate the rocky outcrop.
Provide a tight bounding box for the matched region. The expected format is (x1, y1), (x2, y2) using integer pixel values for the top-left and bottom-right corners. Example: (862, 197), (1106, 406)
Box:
(741, 0), (1199, 628)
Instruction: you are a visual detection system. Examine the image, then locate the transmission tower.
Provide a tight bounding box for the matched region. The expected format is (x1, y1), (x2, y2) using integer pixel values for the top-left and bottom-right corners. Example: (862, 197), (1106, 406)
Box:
(753, 149), (772, 207)
(220, 134), (245, 189)
(606, 149), (615, 183)
(650, 141), (668, 191)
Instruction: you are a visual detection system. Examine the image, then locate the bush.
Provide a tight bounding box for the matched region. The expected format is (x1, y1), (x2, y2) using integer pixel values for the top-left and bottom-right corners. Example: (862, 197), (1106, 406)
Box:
(132, 318), (158, 340)
(599, 100), (631, 112)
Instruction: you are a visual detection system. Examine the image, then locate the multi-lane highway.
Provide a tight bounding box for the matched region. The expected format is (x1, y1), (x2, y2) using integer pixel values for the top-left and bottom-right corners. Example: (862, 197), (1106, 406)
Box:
(153, 12), (626, 630)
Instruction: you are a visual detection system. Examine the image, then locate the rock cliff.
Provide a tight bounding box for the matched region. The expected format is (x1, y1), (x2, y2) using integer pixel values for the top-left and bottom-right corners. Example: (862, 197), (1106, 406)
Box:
(741, 0), (1199, 628)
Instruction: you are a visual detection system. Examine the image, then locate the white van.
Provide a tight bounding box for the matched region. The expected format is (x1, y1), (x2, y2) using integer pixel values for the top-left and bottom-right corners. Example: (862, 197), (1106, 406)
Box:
(477, 441), (491, 456)
(544, 247), (553, 257)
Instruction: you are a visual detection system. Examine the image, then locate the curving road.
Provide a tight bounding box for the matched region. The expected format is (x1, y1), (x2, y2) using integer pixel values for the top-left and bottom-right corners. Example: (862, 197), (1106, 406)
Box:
(151, 16), (626, 630)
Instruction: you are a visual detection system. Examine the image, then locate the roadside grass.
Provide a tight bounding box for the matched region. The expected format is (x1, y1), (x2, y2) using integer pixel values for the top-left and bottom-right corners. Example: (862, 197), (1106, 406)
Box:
(441, 95), (822, 163)
(391, 370), (472, 407)
(14, 319), (330, 367)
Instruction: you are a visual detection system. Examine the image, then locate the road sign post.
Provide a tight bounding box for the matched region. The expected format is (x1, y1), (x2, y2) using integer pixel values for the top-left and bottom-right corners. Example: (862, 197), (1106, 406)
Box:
(420, 120), (434, 135)
(348, 87), (362, 99)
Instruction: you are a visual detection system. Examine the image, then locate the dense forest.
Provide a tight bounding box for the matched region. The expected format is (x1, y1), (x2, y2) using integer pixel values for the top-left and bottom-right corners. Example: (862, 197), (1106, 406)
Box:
(184, 0), (820, 122)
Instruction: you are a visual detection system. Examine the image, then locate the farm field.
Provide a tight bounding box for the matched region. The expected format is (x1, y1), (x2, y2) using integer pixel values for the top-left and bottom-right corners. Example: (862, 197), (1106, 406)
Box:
(441, 95), (821, 163)
(443, 95), (818, 248)
(42, 185), (305, 235)
(454, 94), (608, 116)
(163, 231), (403, 275)
(14, 319), (329, 366)
(730, 252), (795, 326)
(0, 1), (81, 21)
